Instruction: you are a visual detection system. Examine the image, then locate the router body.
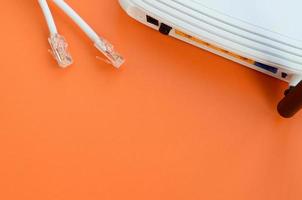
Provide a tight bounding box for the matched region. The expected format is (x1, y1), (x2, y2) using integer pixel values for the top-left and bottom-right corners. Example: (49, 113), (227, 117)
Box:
(119, 0), (302, 118)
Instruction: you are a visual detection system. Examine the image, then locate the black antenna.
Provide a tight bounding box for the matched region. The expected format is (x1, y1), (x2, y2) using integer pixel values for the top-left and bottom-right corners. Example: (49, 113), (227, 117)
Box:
(278, 80), (302, 118)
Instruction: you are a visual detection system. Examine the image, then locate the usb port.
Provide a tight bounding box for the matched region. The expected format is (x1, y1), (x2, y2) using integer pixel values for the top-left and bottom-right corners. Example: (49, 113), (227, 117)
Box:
(146, 15), (159, 26)
(254, 62), (278, 74)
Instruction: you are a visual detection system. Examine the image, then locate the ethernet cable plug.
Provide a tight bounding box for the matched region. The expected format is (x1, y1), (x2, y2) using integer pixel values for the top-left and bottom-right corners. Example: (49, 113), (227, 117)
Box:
(94, 38), (125, 69)
(39, 0), (73, 68)
(52, 0), (125, 69)
(48, 34), (73, 68)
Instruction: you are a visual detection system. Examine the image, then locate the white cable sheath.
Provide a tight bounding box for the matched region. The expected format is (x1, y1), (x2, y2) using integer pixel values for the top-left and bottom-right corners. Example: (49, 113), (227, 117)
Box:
(52, 0), (100, 43)
(38, 0), (58, 35)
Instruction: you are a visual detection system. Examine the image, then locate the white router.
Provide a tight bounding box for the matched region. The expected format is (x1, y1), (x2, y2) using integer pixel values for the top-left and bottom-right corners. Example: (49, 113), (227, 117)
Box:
(119, 0), (302, 118)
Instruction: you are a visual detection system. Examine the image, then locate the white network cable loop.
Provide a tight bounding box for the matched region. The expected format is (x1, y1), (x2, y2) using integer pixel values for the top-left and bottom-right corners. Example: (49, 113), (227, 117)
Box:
(38, 0), (73, 68)
(52, 0), (125, 68)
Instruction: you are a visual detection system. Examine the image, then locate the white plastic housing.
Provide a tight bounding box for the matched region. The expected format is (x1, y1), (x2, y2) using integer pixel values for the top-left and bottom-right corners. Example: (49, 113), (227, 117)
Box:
(119, 0), (302, 83)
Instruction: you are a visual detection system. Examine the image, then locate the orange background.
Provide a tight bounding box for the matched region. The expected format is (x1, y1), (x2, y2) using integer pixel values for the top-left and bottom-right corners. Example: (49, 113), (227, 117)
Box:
(0, 1), (302, 200)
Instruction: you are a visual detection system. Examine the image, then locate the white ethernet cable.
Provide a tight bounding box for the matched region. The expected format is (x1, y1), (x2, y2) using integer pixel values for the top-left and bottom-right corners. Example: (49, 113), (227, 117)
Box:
(52, 0), (125, 68)
(38, 0), (73, 68)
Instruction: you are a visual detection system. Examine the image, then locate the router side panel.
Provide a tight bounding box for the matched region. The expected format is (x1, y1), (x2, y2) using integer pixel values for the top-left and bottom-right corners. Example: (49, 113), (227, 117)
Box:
(169, 29), (289, 81)
(119, 0), (296, 82)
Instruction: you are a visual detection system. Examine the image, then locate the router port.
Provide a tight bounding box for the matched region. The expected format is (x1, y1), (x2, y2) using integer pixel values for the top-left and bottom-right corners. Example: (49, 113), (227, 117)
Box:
(281, 72), (288, 78)
(159, 23), (172, 35)
(254, 62), (278, 74)
(146, 15), (159, 26)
